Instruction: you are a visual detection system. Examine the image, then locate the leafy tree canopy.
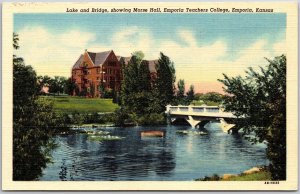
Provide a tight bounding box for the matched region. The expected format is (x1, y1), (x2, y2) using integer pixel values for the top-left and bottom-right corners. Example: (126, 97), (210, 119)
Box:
(13, 33), (61, 180)
(118, 52), (176, 125)
(154, 52), (176, 110)
(218, 55), (286, 180)
(186, 84), (195, 104)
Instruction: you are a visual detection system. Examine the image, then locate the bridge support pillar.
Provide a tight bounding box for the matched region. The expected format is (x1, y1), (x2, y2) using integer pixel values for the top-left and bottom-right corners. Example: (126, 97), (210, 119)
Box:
(186, 116), (201, 128)
(219, 118), (236, 133)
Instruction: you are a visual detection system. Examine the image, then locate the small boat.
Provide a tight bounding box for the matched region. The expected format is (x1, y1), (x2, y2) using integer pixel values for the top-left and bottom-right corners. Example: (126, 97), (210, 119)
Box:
(141, 130), (165, 138)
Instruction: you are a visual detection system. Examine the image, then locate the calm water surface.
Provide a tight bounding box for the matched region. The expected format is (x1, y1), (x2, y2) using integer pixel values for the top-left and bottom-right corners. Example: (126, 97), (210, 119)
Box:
(40, 123), (268, 181)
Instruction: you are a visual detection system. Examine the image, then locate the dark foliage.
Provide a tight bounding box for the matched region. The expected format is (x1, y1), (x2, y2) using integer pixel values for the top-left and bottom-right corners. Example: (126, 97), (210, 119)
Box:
(118, 52), (176, 126)
(218, 55), (286, 180)
(186, 85), (195, 105)
(154, 52), (176, 111)
(13, 33), (61, 180)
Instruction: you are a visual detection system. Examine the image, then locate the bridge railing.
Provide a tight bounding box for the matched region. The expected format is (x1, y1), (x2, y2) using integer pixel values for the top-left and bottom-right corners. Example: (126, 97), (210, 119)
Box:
(166, 105), (221, 114)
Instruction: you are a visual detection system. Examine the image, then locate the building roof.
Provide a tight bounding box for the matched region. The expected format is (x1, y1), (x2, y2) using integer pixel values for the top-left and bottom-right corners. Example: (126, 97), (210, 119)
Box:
(72, 50), (113, 69)
(118, 56), (132, 65)
(87, 50), (112, 66)
(72, 50), (158, 73)
(72, 54), (84, 69)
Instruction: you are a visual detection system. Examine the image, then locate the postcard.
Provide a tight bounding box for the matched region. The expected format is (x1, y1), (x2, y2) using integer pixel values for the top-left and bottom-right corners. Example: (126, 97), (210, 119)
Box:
(2, 2), (298, 191)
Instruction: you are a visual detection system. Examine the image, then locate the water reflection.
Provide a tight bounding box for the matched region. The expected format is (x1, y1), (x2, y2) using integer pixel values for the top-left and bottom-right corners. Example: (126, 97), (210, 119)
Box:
(58, 159), (67, 181)
(41, 124), (267, 181)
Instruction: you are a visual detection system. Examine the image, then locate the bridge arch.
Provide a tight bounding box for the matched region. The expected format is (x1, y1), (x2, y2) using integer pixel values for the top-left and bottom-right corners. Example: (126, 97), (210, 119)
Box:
(197, 120), (210, 129)
(170, 117), (190, 126)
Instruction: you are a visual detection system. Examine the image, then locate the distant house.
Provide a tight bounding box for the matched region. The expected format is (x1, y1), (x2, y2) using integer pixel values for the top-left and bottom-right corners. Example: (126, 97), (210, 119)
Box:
(71, 50), (158, 97)
(40, 85), (49, 94)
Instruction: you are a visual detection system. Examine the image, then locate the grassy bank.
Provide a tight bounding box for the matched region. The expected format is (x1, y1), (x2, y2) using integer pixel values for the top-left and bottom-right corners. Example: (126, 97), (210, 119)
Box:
(196, 169), (271, 181)
(223, 171), (271, 181)
(40, 96), (119, 113)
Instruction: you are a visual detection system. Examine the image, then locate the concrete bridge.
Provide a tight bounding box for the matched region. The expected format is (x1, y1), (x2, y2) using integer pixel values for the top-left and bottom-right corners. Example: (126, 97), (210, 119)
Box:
(165, 105), (237, 133)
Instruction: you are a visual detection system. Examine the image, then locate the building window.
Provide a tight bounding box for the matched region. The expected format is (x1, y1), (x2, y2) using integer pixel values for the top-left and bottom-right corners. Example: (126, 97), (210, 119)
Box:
(97, 68), (100, 74)
(81, 62), (88, 67)
(107, 69), (111, 75)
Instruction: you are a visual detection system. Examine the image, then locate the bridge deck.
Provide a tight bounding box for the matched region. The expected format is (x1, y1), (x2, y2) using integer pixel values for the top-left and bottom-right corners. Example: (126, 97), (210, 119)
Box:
(166, 105), (236, 118)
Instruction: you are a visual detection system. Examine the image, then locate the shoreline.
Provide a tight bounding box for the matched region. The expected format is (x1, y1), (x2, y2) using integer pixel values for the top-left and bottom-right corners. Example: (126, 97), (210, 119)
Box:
(195, 166), (271, 181)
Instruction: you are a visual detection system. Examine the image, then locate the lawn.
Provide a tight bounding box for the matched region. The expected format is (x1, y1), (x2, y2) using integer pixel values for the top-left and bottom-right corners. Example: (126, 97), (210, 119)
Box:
(223, 171), (271, 181)
(40, 96), (119, 113)
(195, 170), (271, 181)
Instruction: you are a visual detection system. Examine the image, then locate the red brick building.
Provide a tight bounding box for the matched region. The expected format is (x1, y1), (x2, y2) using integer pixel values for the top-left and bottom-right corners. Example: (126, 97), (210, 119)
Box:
(71, 50), (122, 97)
(72, 50), (158, 97)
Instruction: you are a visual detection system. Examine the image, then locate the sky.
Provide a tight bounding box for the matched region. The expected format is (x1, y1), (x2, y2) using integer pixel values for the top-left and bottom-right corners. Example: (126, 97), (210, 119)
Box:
(14, 13), (286, 93)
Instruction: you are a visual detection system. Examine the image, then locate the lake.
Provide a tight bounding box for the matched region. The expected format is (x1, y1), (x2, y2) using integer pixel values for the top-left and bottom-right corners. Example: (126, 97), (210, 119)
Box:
(40, 123), (268, 181)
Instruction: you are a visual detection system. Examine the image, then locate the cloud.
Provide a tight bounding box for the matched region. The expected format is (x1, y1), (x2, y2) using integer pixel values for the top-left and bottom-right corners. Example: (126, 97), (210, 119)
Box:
(60, 30), (96, 48)
(177, 30), (197, 47)
(88, 26), (155, 59)
(272, 41), (286, 56)
(15, 25), (286, 93)
(15, 26), (96, 77)
(156, 30), (285, 93)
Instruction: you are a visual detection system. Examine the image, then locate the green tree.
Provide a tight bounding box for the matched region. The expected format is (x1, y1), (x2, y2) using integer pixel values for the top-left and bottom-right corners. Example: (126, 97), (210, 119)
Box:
(99, 80), (105, 97)
(13, 33), (24, 67)
(49, 76), (67, 95)
(13, 33), (59, 180)
(121, 53), (152, 115)
(132, 51), (145, 64)
(13, 32), (20, 49)
(118, 51), (176, 125)
(176, 79), (186, 105)
(64, 77), (77, 95)
(121, 55), (139, 105)
(154, 52), (176, 111)
(112, 90), (120, 104)
(186, 84), (195, 105)
(201, 92), (224, 103)
(136, 61), (153, 115)
(90, 82), (95, 97)
(218, 55), (286, 180)
(37, 75), (52, 86)
(138, 61), (151, 92)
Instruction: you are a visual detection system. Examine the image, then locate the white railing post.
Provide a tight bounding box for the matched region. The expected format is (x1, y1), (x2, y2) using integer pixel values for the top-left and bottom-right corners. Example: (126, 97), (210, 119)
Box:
(188, 106), (192, 113)
(166, 105), (171, 113)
